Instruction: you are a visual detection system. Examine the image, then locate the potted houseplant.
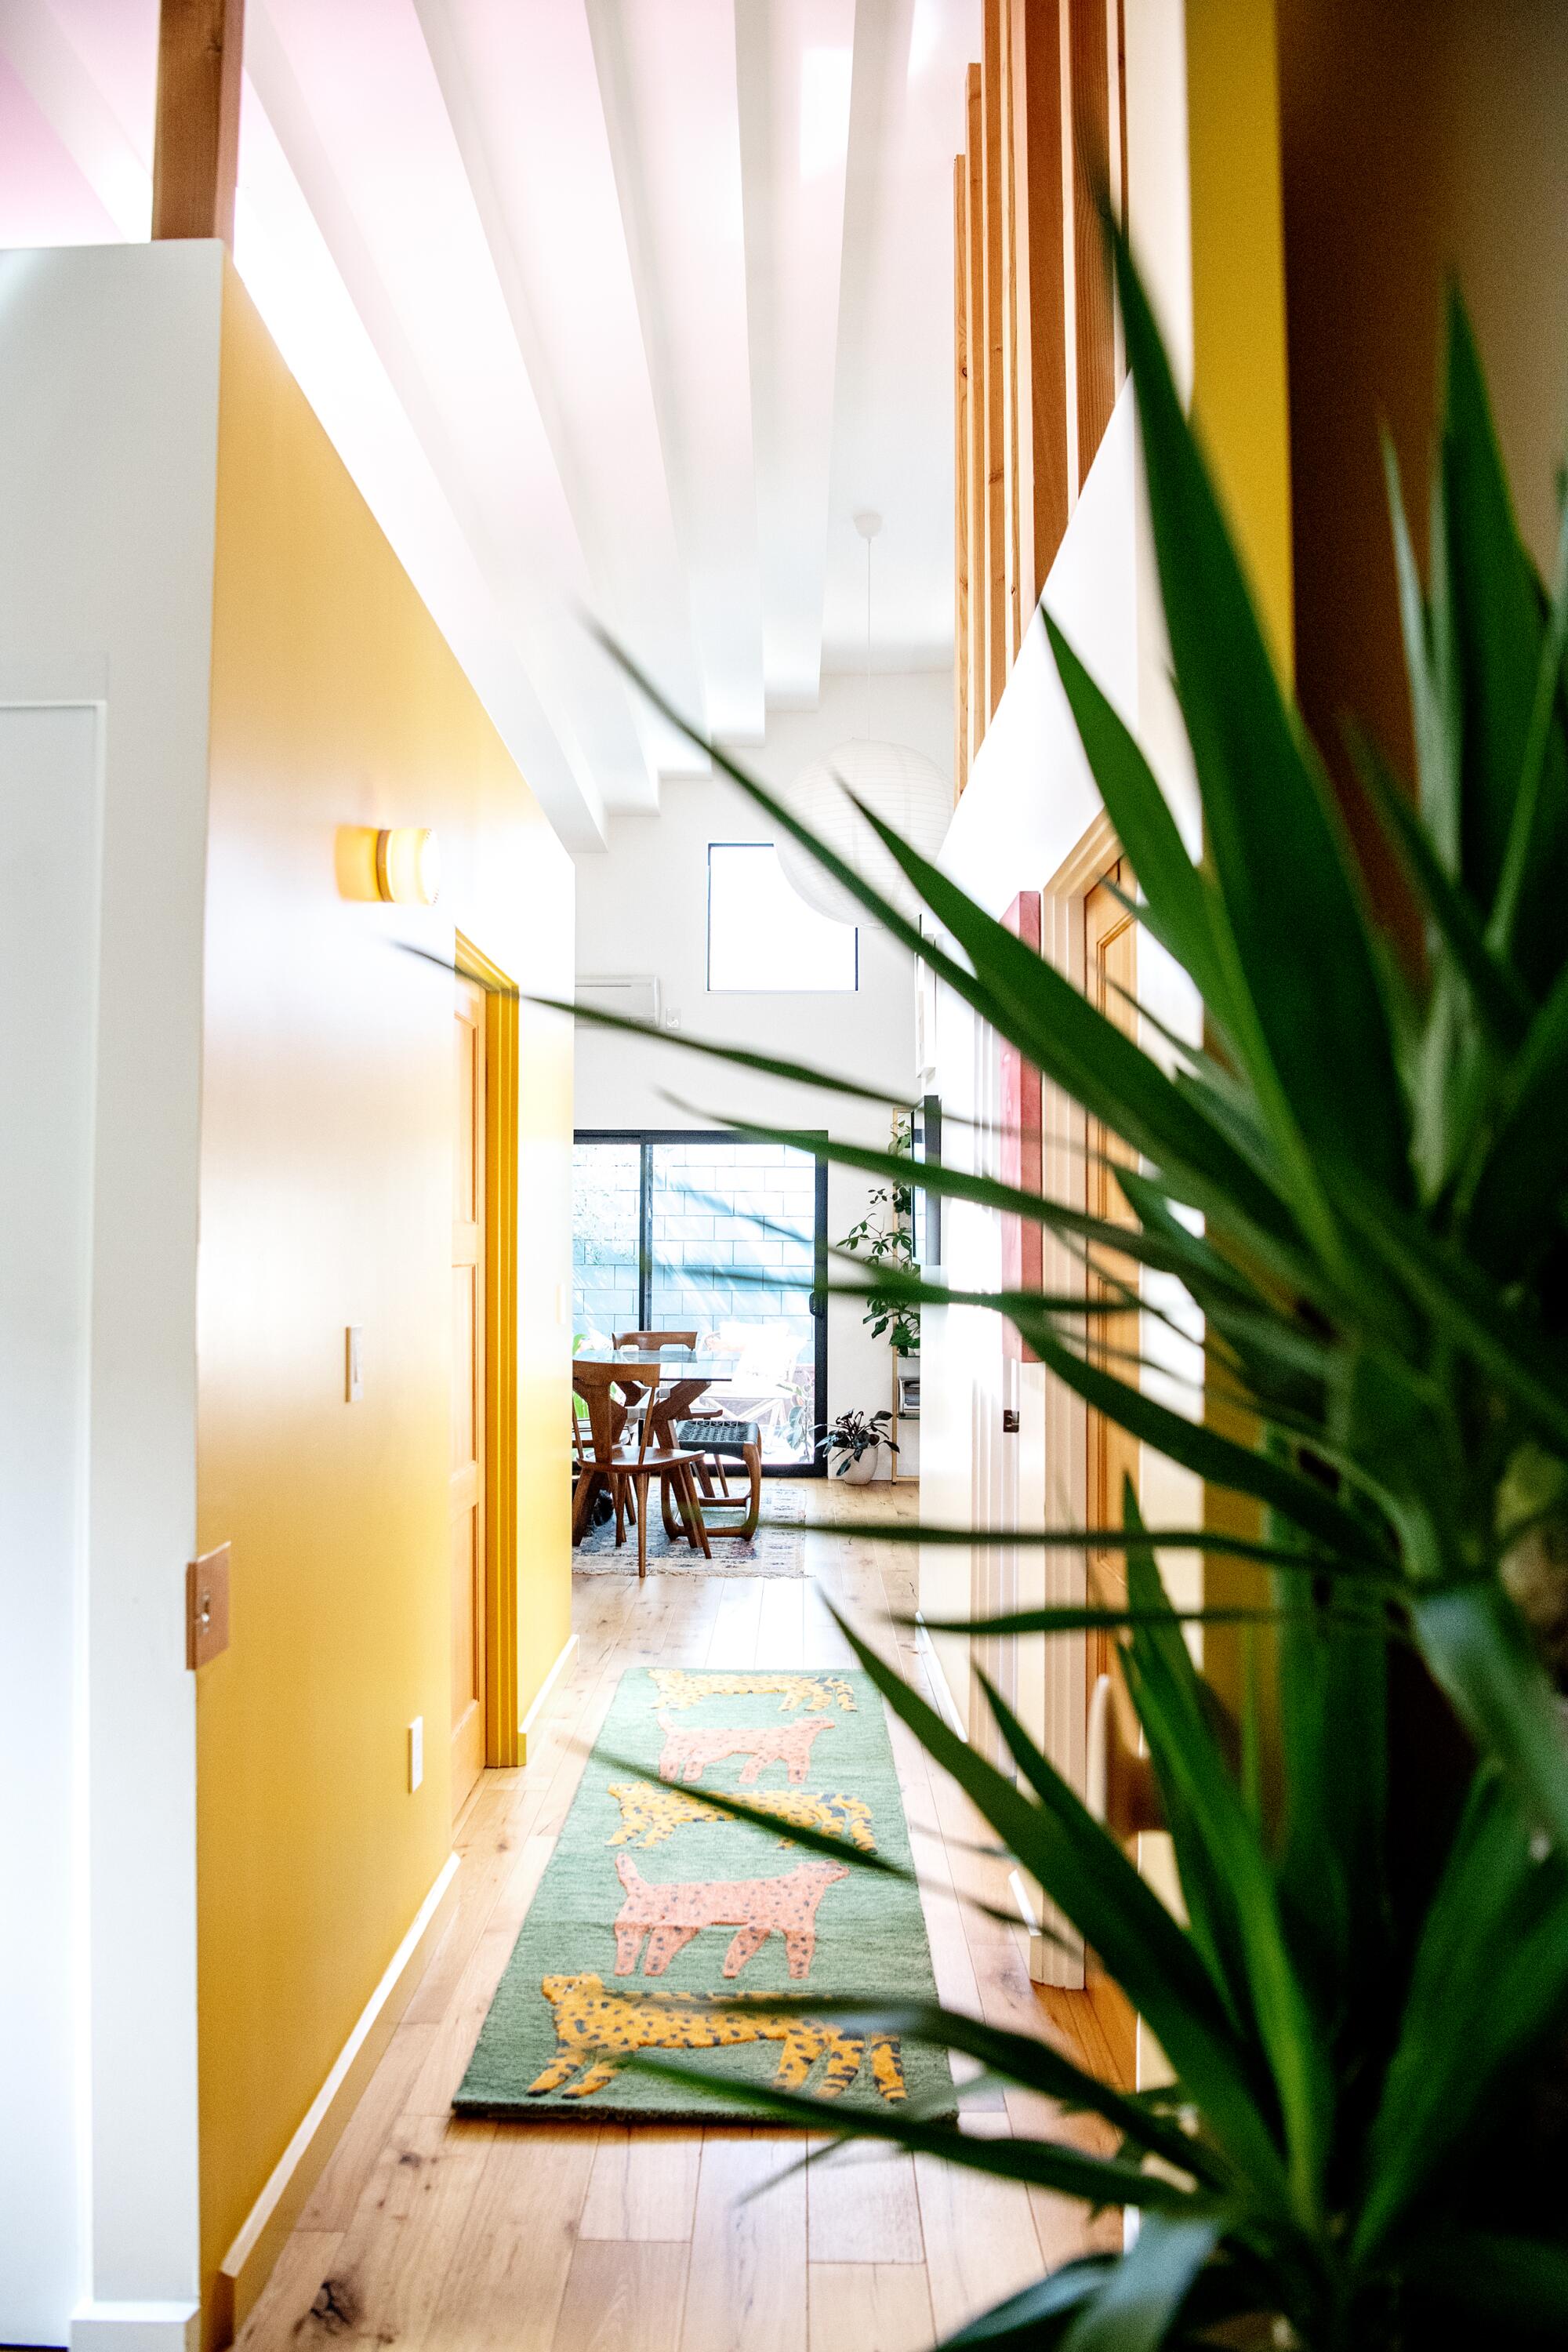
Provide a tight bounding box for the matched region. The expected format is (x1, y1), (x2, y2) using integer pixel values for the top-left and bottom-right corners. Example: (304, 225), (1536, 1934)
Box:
(837, 1112), (920, 1356)
(592, 225), (1568, 2340)
(819, 1406), (896, 1483)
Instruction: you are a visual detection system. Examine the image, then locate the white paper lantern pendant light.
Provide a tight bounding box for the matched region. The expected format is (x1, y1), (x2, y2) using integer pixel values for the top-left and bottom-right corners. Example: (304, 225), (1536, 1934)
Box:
(776, 511), (951, 927)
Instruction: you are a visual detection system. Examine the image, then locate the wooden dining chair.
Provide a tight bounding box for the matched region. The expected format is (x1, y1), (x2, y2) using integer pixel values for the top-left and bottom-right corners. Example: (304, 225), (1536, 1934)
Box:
(570, 1359), (711, 1578)
(610, 1327), (738, 1498)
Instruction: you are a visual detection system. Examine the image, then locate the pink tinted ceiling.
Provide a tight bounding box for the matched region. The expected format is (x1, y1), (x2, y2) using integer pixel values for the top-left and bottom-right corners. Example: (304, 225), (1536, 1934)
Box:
(0, 0), (978, 846)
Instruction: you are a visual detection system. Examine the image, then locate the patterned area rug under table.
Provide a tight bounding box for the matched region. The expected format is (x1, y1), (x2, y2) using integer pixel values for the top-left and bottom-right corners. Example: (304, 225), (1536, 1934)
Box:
(455, 1665), (956, 2123)
(571, 1482), (807, 1577)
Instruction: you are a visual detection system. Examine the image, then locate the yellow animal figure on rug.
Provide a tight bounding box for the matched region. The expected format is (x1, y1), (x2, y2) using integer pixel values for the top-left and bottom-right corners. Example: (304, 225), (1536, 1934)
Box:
(604, 1779), (877, 1854)
(649, 1668), (856, 1715)
(528, 1973), (908, 2103)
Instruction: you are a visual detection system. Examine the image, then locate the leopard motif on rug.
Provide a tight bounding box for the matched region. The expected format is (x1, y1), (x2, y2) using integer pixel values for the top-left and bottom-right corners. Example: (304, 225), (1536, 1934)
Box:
(612, 1852), (847, 1978)
(604, 1778), (877, 1853)
(655, 1711), (836, 1787)
(528, 1972), (908, 2103)
(648, 1669), (857, 1715)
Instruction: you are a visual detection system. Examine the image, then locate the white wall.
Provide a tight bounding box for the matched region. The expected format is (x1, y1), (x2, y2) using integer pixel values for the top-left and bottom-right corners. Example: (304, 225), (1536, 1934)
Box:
(0, 702), (100, 2348)
(920, 0), (1203, 1981)
(0, 242), (225, 2352)
(572, 670), (947, 1456)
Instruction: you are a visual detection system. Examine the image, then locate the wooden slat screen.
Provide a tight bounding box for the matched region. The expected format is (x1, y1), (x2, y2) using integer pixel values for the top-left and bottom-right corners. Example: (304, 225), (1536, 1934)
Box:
(953, 0), (1125, 797)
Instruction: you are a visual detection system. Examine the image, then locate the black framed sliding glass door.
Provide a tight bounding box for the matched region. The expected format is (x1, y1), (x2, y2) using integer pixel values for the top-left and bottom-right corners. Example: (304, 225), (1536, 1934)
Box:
(572, 1130), (828, 1472)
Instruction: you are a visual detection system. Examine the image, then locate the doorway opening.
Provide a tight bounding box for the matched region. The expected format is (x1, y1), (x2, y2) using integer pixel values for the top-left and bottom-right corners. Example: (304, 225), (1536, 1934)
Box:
(452, 935), (522, 1812)
(572, 1129), (828, 1472)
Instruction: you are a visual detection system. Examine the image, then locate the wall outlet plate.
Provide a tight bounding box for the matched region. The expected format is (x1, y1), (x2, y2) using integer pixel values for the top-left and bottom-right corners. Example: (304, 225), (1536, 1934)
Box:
(408, 1716), (424, 1793)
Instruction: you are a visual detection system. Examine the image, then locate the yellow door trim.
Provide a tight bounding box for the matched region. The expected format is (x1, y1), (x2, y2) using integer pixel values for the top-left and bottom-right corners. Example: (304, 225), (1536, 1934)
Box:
(454, 931), (521, 1769)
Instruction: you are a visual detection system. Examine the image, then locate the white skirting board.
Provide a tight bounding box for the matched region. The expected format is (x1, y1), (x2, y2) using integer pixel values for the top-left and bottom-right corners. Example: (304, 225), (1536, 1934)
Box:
(913, 1614), (967, 1740)
(519, 1632), (579, 1759)
(72, 2303), (201, 2352)
(213, 1852), (462, 2344)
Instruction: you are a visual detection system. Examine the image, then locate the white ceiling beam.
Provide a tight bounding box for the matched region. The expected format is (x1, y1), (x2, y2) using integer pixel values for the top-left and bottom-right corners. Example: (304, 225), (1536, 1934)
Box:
(0, 0), (151, 238)
(411, 0), (710, 785)
(253, 0), (658, 819)
(822, 0), (971, 677)
(737, 0), (856, 710)
(589, 0), (766, 745)
(230, 66), (608, 848)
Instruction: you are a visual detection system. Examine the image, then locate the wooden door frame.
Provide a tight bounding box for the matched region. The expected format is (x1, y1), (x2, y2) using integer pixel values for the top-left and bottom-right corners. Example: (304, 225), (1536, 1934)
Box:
(454, 933), (521, 1771)
(1022, 806), (1124, 1985)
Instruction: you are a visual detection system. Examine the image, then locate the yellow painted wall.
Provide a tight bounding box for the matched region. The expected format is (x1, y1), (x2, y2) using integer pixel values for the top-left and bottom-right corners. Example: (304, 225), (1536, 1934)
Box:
(194, 263), (573, 2325)
(1183, 0), (1295, 1729)
(1185, 0), (1294, 681)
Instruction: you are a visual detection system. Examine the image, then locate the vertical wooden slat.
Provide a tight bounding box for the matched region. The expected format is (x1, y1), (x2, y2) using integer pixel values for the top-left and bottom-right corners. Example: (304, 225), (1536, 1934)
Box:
(965, 67), (986, 771)
(953, 158), (971, 801)
(151, 0), (246, 245)
(999, 0), (1022, 664)
(1011, 0), (1070, 619)
(1067, 0), (1116, 486)
(980, 0), (1007, 719)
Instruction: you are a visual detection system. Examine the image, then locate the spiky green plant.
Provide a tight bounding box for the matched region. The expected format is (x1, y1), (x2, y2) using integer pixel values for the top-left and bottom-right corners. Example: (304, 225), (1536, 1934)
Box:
(560, 228), (1568, 2339)
(623, 1515), (1568, 2346)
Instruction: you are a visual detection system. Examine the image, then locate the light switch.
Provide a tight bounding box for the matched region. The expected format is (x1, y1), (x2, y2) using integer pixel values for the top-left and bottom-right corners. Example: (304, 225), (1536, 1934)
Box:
(408, 1716), (424, 1793)
(346, 1325), (364, 1403)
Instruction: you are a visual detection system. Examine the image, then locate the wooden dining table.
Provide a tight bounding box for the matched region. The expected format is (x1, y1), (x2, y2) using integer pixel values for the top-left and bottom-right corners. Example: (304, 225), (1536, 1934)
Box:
(571, 1349), (736, 1544)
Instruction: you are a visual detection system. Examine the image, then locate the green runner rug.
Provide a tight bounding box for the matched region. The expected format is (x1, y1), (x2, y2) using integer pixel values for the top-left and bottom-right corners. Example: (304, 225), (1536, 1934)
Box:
(455, 1665), (956, 2123)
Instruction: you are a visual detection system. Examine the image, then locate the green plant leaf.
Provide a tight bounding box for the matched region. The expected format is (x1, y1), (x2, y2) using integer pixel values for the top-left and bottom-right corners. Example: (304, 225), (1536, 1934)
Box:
(1354, 1764), (1568, 2259)
(1112, 223), (1412, 1222)
(1014, 1317), (1390, 1569)
(1403, 2230), (1568, 2332)
(1120, 1494), (1330, 2227)
(1343, 724), (1531, 1047)
(1058, 2211), (1227, 2352)
(941, 2263), (1111, 2349)
(827, 1610), (1295, 2204)
(532, 993), (913, 1112)
(620, 2051), (1204, 2211)
(1463, 959), (1568, 1269)
(1336, 1178), (1568, 1457)
(1383, 432), (1458, 870)
(1411, 1579), (1568, 1854)
(1442, 289), (1568, 990)
(670, 1991), (1221, 2183)
(848, 793), (1305, 1254)
(1486, 488), (1568, 960)
(1044, 613), (1232, 1025)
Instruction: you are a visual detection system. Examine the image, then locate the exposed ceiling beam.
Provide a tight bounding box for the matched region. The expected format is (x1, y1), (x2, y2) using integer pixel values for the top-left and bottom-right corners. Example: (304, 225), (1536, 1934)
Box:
(251, 0), (653, 824)
(411, 0), (710, 783)
(0, 0), (151, 238)
(737, 0), (855, 709)
(152, 0), (245, 244)
(233, 61), (610, 848)
(589, 0), (766, 745)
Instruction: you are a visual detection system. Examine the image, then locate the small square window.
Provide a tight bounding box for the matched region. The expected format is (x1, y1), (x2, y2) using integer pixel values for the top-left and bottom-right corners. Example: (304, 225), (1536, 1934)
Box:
(706, 843), (858, 993)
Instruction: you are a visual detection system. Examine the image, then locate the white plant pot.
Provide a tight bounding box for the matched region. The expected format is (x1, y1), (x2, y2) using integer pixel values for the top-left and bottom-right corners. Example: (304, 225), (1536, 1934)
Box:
(832, 1449), (878, 1484)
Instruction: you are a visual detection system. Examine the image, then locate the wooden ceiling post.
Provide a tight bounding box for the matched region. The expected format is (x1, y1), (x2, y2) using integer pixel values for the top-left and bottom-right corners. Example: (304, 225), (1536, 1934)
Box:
(964, 66), (986, 772)
(1011, 0), (1070, 615)
(152, 0), (246, 245)
(953, 156), (971, 801)
(1067, 0), (1116, 486)
(979, 0), (1007, 721)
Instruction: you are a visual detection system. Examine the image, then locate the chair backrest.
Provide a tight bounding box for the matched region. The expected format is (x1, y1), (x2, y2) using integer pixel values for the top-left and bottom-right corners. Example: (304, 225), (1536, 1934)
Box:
(571, 1358), (662, 1466)
(613, 1328), (698, 1351)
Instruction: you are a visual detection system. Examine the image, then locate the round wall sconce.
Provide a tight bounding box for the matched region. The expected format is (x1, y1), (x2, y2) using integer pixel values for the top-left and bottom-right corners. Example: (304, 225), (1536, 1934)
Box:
(375, 827), (441, 906)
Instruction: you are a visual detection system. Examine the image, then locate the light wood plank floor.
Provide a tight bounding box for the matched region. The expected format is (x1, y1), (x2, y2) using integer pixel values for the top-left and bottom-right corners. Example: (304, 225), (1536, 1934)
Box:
(238, 1485), (1123, 2352)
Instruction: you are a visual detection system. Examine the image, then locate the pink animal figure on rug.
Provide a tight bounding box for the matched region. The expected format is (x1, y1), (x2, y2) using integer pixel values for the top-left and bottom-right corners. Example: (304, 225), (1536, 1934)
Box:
(612, 1853), (849, 1979)
(655, 1711), (836, 1787)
